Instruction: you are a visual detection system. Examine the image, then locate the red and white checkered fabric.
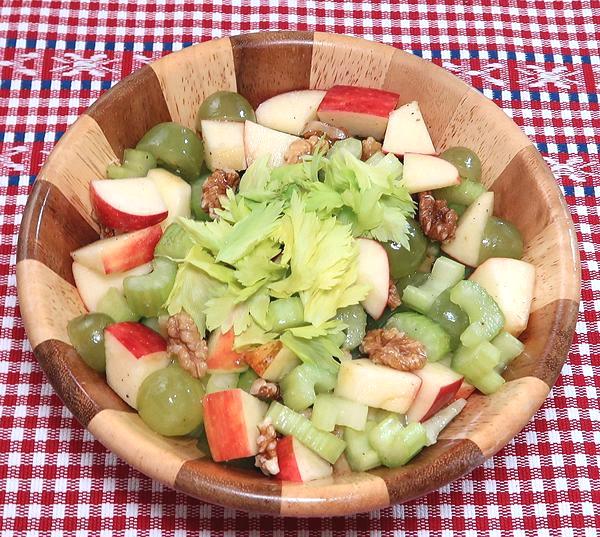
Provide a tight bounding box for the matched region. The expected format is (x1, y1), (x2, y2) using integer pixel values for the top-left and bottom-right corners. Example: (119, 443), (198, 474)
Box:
(1, 1), (598, 535)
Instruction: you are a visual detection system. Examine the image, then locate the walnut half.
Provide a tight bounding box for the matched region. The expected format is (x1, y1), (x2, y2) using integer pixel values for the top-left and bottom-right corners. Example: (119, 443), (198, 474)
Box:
(361, 327), (427, 371)
(201, 169), (240, 218)
(418, 191), (458, 243)
(255, 417), (280, 476)
(166, 311), (208, 379)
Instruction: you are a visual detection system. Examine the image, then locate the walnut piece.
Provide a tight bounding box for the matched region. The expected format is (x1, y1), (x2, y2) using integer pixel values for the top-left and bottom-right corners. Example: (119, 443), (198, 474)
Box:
(418, 191), (458, 243)
(249, 378), (280, 400)
(361, 327), (427, 371)
(201, 169), (240, 218)
(387, 279), (402, 310)
(255, 417), (280, 476)
(166, 311), (208, 379)
(361, 136), (382, 161)
(301, 120), (350, 141)
(284, 135), (330, 164)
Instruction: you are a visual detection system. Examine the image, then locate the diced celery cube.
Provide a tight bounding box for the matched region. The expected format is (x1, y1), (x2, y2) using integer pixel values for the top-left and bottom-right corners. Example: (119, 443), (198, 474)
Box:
(344, 422), (382, 472)
(311, 394), (368, 432)
(491, 331), (524, 371)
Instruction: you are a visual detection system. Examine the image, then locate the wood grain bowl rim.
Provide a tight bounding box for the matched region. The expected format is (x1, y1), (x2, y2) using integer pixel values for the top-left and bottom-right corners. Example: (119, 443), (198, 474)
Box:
(15, 31), (581, 516)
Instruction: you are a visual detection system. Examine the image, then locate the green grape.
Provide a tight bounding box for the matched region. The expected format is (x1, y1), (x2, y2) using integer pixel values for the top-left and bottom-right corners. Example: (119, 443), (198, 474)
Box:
(137, 364), (205, 436)
(195, 91), (256, 133)
(335, 304), (367, 350)
(190, 173), (211, 221)
(479, 216), (524, 263)
(67, 313), (113, 372)
(136, 122), (204, 182)
(383, 218), (428, 279)
(440, 147), (482, 182)
(426, 288), (470, 350)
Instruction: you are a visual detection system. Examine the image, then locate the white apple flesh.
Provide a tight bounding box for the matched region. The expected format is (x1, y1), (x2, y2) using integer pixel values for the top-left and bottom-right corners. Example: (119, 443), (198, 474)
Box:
(202, 388), (268, 462)
(382, 101), (436, 156)
(334, 358), (422, 413)
(90, 178), (168, 231)
(146, 168), (191, 227)
(104, 322), (170, 409)
(201, 120), (247, 171)
(317, 85), (400, 140)
(276, 436), (333, 482)
(244, 120), (300, 168)
(402, 153), (461, 194)
(356, 238), (390, 320)
(469, 257), (536, 336)
(72, 261), (152, 312)
(71, 224), (163, 275)
(255, 90), (326, 135)
(406, 362), (464, 423)
(442, 191), (495, 267)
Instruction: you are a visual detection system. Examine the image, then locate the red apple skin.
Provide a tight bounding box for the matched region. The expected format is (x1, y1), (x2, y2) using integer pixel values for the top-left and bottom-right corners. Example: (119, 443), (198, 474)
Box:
(90, 182), (168, 232)
(105, 322), (166, 358)
(276, 436), (303, 482)
(103, 224), (163, 274)
(421, 377), (463, 422)
(203, 390), (252, 462)
(206, 329), (247, 373)
(454, 380), (475, 401)
(318, 85), (399, 118)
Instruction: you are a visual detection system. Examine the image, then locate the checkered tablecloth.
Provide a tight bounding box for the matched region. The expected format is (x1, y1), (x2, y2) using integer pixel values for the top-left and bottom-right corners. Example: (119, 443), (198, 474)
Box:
(1, 1), (598, 535)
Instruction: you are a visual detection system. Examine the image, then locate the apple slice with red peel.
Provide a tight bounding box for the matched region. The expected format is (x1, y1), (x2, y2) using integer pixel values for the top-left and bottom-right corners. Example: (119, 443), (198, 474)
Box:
(201, 120), (247, 171)
(244, 120), (300, 168)
(317, 85), (399, 140)
(105, 322), (170, 409)
(382, 101), (436, 156)
(255, 90), (326, 135)
(356, 238), (390, 320)
(276, 436), (333, 482)
(202, 388), (268, 461)
(72, 261), (152, 312)
(453, 380), (475, 401)
(206, 329), (247, 373)
(71, 224), (162, 275)
(402, 154), (461, 194)
(406, 362), (464, 423)
(90, 178), (168, 232)
(146, 168), (191, 227)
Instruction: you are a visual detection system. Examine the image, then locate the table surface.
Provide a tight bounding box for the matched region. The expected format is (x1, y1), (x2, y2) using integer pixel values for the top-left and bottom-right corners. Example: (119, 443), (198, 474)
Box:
(1, 1), (598, 535)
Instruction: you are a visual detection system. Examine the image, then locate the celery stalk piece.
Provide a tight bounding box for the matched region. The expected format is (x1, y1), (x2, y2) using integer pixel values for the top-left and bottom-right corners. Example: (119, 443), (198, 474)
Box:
(280, 363), (337, 411)
(205, 372), (239, 394)
(311, 394), (368, 432)
(385, 312), (451, 361)
(491, 331), (524, 371)
(452, 341), (505, 395)
(266, 401), (346, 464)
(155, 223), (195, 260)
(423, 398), (467, 446)
(344, 422), (382, 472)
(267, 297), (305, 331)
(96, 287), (139, 323)
(402, 256), (465, 314)
(124, 257), (178, 318)
(449, 280), (504, 347)
(368, 416), (427, 468)
(367, 415), (405, 467)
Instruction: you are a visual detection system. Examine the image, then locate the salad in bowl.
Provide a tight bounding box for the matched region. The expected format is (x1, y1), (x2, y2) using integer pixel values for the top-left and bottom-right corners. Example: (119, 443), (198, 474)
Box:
(66, 84), (535, 481)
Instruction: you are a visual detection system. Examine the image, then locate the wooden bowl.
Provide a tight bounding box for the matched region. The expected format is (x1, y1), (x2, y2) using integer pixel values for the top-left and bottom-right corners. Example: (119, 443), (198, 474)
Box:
(16, 32), (580, 516)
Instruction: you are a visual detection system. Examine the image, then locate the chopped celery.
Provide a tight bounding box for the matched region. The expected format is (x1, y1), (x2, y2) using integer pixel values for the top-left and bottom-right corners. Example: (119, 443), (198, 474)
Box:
(335, 304), (367, 350)
(124, 257), (178, 318)
(449, 280), (504, 347)
(368, 415), (427, 468)
(426, 289), (470, 350)
(327, 138), (363, 160)
(423, 398), (467, 446)
(433, 178), (487, 206)
(237, 368), (259, 392)
(385, 312), (451, 361)
(205, 372), (239, 394)
(311, 394), (368, 432)
(107, 148), (157, 179)
(452, 341), (505, 395)
(280, 363), (337, 411)
(402, 256), (465, 314)
(266, 401), (346, 464)
(267, 297), (305, 331)
(344, 422), (382, 472)
(155, 223), (195, 259)
(96, 287), (139, 323)
(491, 331), (524, 371)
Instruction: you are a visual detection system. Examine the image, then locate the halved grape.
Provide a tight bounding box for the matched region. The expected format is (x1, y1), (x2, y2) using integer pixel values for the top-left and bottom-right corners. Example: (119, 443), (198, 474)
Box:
(137, 364), (205, 436)
(479, 216), (524, 263)
(67, 313), (113, 372)
(440, 147), (482, 182)
(383, 218), (428, 279)
(195, 91), (256, 133)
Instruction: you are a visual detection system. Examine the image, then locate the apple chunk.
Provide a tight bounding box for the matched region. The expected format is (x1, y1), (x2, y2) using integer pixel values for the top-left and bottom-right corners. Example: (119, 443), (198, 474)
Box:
(334, 359), (421, 413)
(356, 238), (390, 320)
(201, 120), (247, 171)
(255, 90), (326, 135)
(276, 436), (333, 482)
(146, 168), (191, 227)
(406, 362), (463, 423)
(469, 257), (536, 336)
(242, 340), (300, 382)
(402, 154), (460, 194)
(244, 120), (300, 168)
(71, 224), (163, 275)
(90, 178), (168, 231)
(202, 389), (268, 461)
(382, 101), (436, 156)
(454, 380), (475, 401)
(72, 261), (152, 312)
(105, 322), (170, 409)
(441, 191), (495, 267)
(317, 85), (399, 139)
(206, 329), (247, 373)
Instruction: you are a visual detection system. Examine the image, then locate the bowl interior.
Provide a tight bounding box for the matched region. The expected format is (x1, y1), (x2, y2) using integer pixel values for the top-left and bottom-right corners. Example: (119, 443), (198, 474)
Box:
(16, 32), (580, 516)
